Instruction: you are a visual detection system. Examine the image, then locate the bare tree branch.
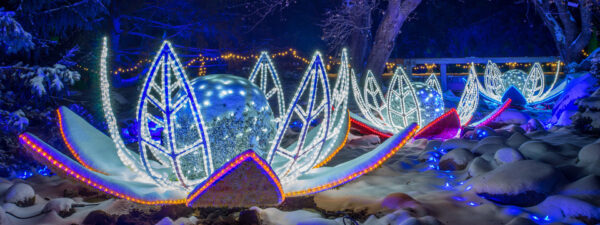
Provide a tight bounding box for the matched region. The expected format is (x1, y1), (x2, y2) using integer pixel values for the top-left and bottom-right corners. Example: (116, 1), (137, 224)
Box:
(320, 0), (377, 53)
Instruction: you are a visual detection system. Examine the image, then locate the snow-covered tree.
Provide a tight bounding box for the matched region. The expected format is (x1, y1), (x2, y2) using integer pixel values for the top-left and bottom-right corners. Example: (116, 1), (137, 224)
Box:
(0, 8), (34, 54)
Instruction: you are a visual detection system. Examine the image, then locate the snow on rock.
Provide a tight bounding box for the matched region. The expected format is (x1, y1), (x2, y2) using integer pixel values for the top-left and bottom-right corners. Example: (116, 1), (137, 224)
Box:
(251, 207), (325, 225)
(440, 138), (476, 151)
(471, 143), (508, 156)
(493, 109), (531, 124)
(43, 198), (75, 217)
(494, 148), (524, 165)
(518, 141), (567, 165)
(360, 210), (441, 225)
(532, 195), (600, 223)
(468, 160), (562, 207)
(559, 175), (600, 202)
(439, 148), (474, 171)
(505, 132), (529, 149)
(504, 217), (537, 225)
(155, 216), (198, 225)
(521, 119), (544, 133)
(0, 207), (11, 225)
(0, 182), (12, 196)
(577, 142), (600, 166)
(477, 136), (506, 146)
(380, 192), (421, 211)
(424, 140), (442, 152)
(347, 133), (381, 149)
(473, 126), (499, 139)
(4, 183), (35, 207)
(467, 157), (493, 177)
(498, 124), (526, 135)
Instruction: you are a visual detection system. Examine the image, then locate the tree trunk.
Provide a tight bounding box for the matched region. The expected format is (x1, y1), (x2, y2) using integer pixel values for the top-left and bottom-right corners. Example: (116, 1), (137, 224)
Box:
(364, 0), (421, 82)
(349, 10), (371, 74)
(533, 0), (593, 69)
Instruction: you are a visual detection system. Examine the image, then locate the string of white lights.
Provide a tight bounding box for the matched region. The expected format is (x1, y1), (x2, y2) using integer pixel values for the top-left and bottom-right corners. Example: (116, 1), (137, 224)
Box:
(350, 70), (390, 129)
(523, 63), (545, 100)
(136, 41), (212, 189)
(456, 63), (479, 126)
(426, 73), (443, 100)
(249, 52), (286, 126)
(479, 60), (563, 105)
(386, 67), (422, 128)
(98, 37), (152, 181)
(266, 52), (333, 183)
(484, 60), (504, 100)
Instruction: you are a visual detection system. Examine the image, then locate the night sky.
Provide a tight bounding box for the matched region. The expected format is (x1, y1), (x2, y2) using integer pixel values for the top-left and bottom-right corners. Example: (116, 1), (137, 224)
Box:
(247, 0), (556, 58)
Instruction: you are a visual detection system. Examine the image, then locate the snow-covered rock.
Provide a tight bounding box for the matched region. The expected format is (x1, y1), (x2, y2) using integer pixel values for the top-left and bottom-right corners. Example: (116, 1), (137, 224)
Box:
(521, 119), (544, 133)
(424, 140), (442, 152)
(439, 148), (474, 171)
(440, 138), (476, 151)
(381, 192), (420, 210)
(4, 183), (35, 207)
(251, 207), (324, 225)
(534, 195), (600, 223)
(577, 142), (600, 166)
(467, 157), (493, 177)
(518, 141), (567, 165)
(477, 136), (506, 146)
(471, 143), (508, 156)
(347, 134), (380, 149)
(155, 216), (198, 225)
(506, 132), (529, 149)
(43, 198), (75, 218)
(0, 207), (11, 225)
(468, 160), (561, 206)
(559, 175), (600, 202)
(0, 182), (12, 196)
(493, 109), (531, 124)
(494, 148), (524, 165)
(498, 124), (526, 135)
(473, 126), (498, 139)
(504, 217), (537, 225)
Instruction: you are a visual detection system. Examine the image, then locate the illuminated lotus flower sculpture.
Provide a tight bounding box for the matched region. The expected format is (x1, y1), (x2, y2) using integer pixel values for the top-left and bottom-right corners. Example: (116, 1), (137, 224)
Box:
(18, 38), (418, 207)
(350, 63), (486, 140)
(477, 61), (565, 106)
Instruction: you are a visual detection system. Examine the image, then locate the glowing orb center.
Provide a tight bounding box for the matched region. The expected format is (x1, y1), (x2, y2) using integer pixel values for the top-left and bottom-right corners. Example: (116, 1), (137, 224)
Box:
(501, 69), (527, 92)
(186, 74), (276, 167)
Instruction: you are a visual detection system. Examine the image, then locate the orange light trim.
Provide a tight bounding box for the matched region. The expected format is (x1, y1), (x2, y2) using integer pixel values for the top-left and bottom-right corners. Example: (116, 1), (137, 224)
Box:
(314, 111), (351, 168)
(19, 134), (185, 205)
(284, 124), (418, 197)
(56, 108), (107, 175)
(185, 150), (284, 206)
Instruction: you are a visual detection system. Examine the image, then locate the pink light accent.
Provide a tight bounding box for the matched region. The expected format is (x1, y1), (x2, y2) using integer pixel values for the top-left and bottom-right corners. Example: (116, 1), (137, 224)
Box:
(471, 99), (512, 127)
(350, 117), (393, 140)
(414, 108), (461, 140)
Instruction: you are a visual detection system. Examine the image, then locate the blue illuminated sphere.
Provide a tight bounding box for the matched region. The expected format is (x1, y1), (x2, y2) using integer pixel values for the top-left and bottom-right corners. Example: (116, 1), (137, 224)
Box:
(501, 70), (527, 93)
(175, 74), (276, 177)
(413, 82), (444, 125)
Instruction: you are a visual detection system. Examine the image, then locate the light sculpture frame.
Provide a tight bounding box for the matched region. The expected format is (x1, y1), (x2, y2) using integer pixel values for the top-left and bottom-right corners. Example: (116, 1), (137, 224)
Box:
(477, 60), (565, 106)
(19, 38), (418, 207)
(348, 63), (511, 140)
